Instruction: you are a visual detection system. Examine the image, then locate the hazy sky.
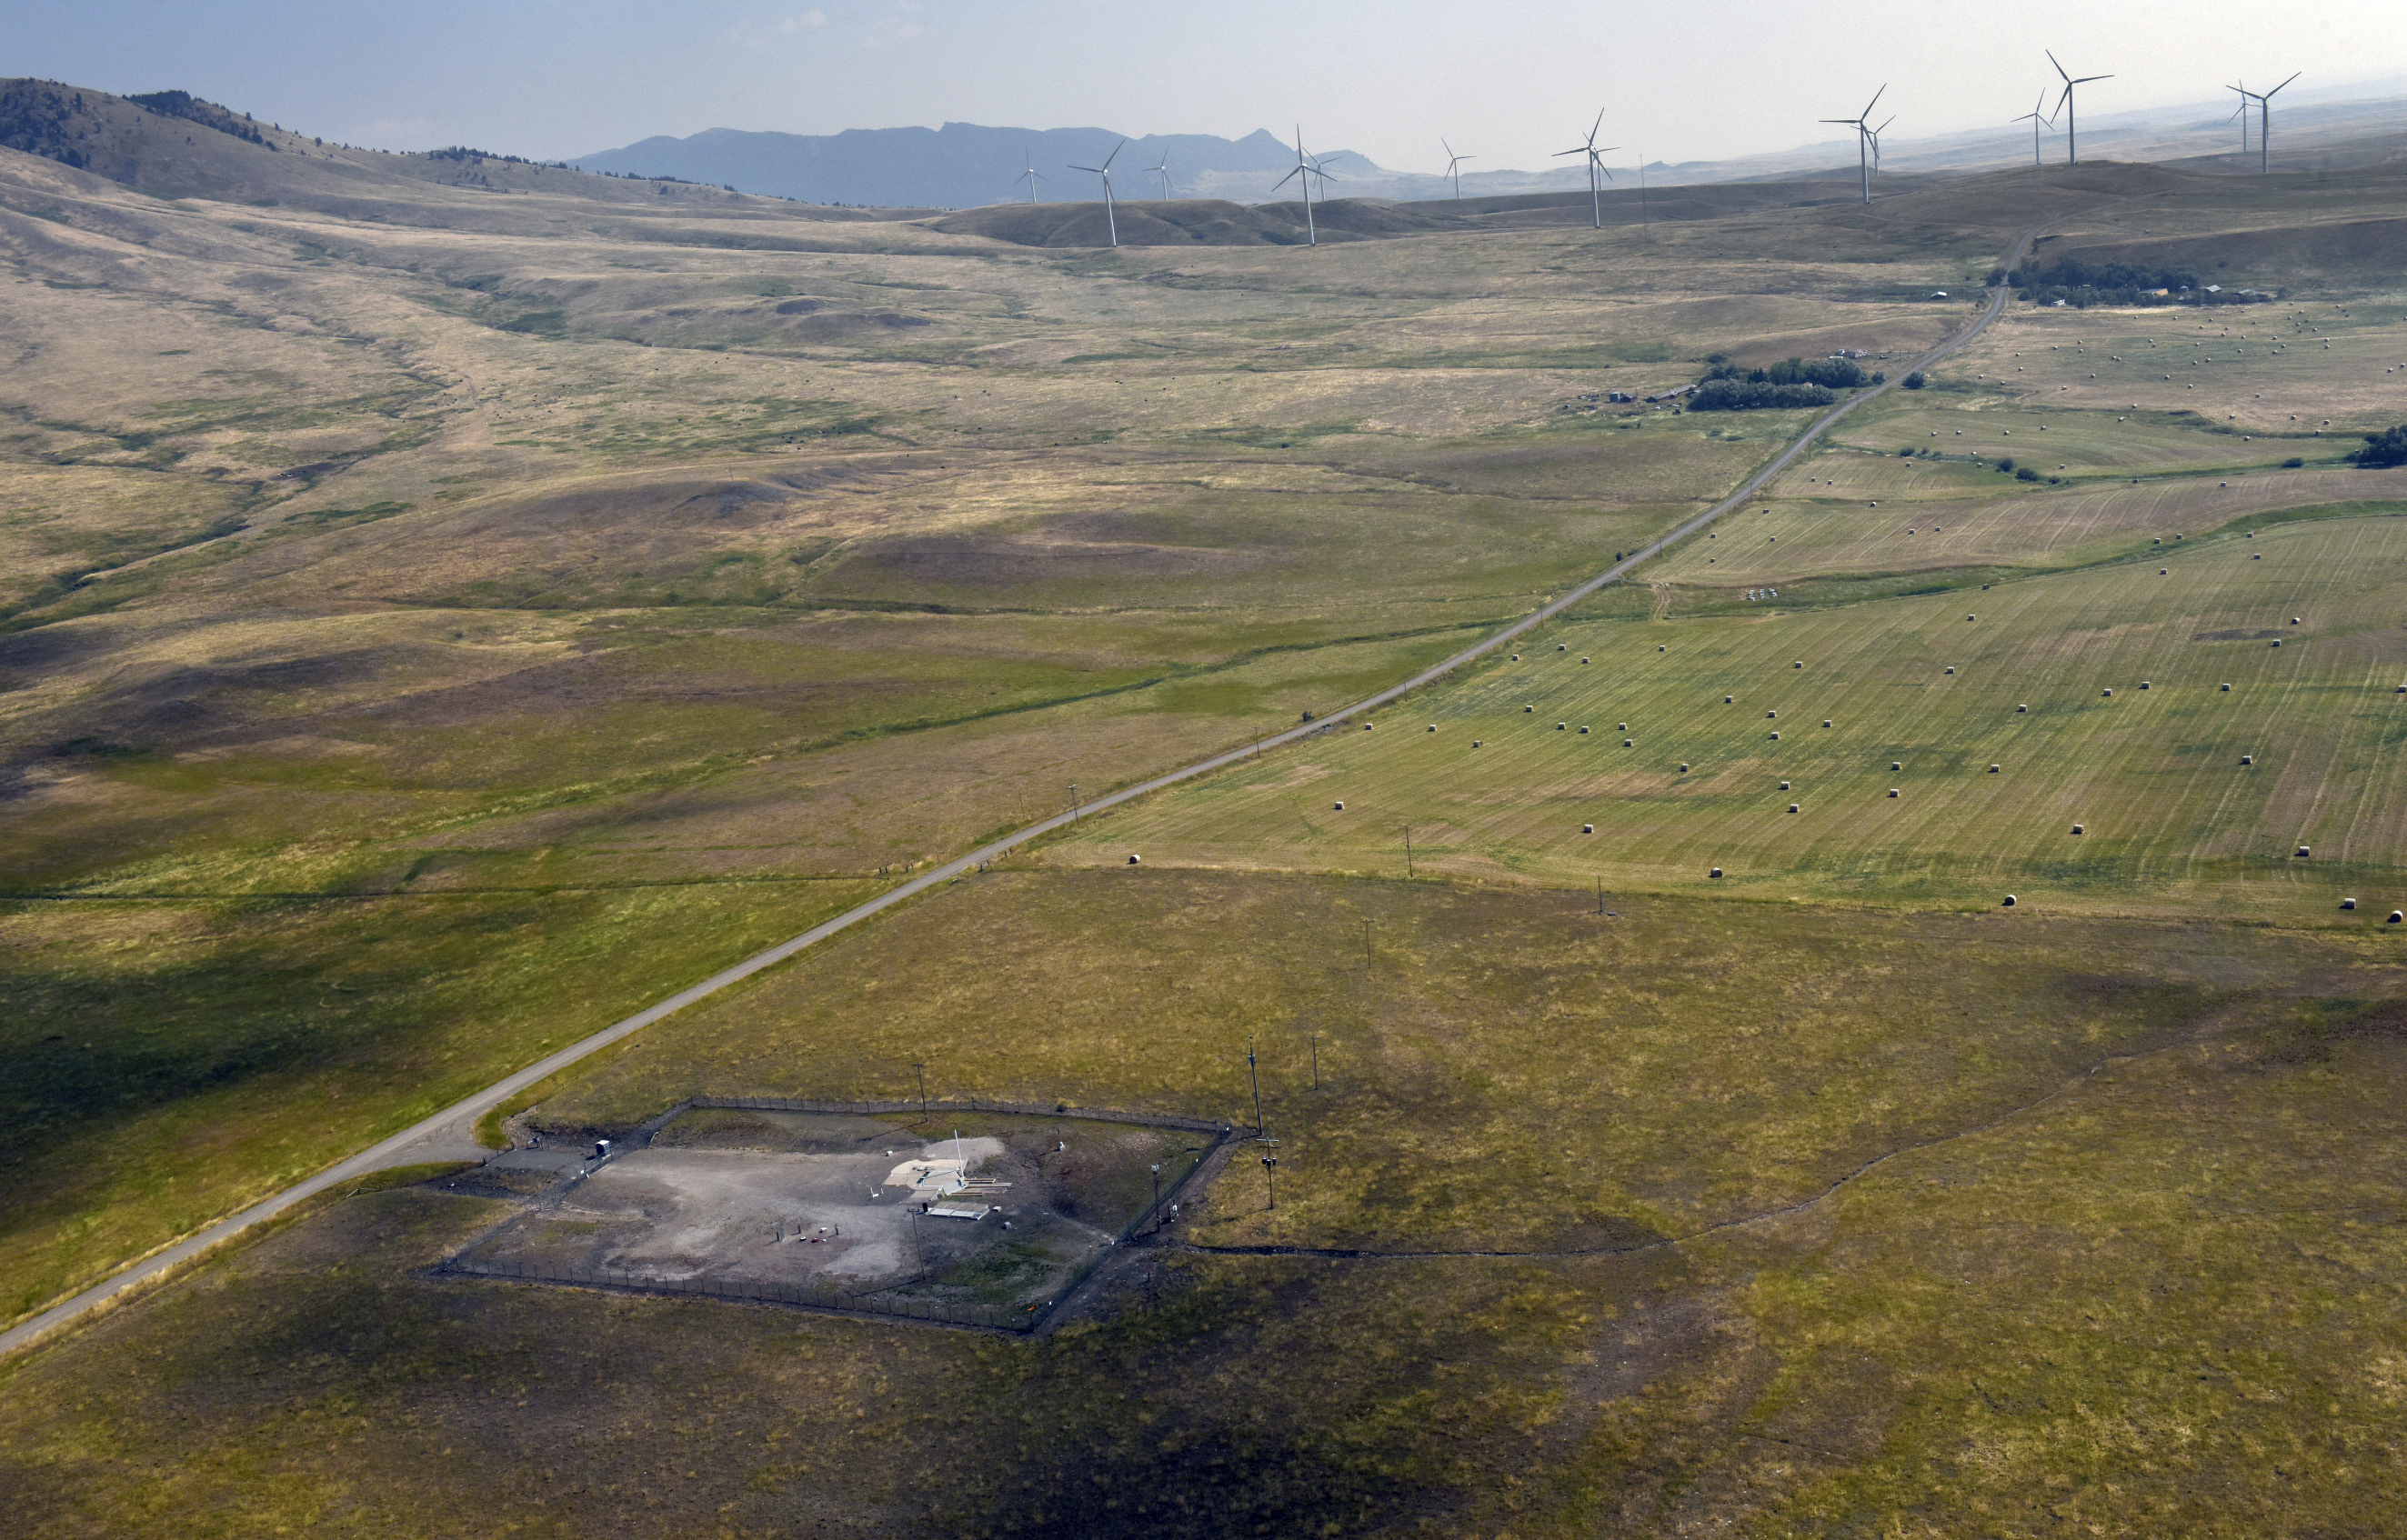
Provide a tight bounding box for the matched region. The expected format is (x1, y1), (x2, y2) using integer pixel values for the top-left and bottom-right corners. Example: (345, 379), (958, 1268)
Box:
(15, 0), (2402, 171)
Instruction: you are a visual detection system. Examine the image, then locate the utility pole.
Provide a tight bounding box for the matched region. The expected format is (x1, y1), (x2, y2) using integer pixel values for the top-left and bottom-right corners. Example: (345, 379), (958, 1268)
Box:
(1150, 1162), (1161, 1213)
(1260, 1154), (1279, 1210)
(1310, 1033), (1319, 1090)
(1362, 919), (1372, 968)
(1597, 876), (1605, 915)
(1404, 825), (1413, 878)
(912, 1061), (927, 1115)
(1068, 782), (1078, 820)
(1248, 1035), (1263, 1134)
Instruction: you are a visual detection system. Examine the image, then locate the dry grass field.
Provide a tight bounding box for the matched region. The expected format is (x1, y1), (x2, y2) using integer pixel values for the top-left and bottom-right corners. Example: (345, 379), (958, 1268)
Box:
(5, 79), (2407, 1537)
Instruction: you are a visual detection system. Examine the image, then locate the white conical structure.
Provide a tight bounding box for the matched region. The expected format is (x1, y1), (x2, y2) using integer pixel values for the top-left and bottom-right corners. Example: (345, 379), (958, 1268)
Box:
(1068, 139), (1125, 247)
(1271, 126), (1335, 245)
(1146, 149), (1173, 199)
(1441, 137), (1474, 200)
(1820, 85), (1884, 204)
(2011, 90), (2055, 167)
(1013, 148), (1047, 205)
(2248, 73), (2300, 173)
(2047, 50), (2112, 165)
(1551, 110), (1619, 228)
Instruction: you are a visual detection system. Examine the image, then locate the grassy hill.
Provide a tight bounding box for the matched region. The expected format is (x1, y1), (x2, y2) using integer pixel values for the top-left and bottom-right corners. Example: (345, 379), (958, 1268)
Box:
(2, 79), (2404, 1540)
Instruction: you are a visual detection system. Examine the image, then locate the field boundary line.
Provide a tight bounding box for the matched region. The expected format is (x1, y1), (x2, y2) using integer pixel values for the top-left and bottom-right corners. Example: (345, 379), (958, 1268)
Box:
(0, 220), (2048, 1364)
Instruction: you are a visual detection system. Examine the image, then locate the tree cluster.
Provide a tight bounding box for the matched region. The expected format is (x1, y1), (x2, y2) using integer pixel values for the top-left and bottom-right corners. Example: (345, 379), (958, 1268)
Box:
(1689, 380), (1836, 411)
(2351, 425), (2407, 468)
(1704, 355), (1870, 389)
(1994, 255), (2273, 308)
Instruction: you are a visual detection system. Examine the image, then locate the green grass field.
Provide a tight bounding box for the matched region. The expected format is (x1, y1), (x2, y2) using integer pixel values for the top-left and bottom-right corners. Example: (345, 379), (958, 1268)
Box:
(1048, 513), (2407, 916)
(7, 92), (2407, 1538)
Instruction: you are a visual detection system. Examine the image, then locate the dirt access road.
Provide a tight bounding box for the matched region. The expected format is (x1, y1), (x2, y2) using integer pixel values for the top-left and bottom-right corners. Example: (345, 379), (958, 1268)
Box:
(0, 223), (2044, 1363)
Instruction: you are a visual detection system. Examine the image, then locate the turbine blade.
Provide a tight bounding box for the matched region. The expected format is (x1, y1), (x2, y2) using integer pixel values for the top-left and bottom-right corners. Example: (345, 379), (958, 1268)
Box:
(1102, 139), (1125, 169)
(2047, 47), (2071, 82)
(2076, 74), (2111, 84)
(1589, 107), (1606, 144)
(2268, 71), (2299, 96)
(1861, 83), (1885, 117)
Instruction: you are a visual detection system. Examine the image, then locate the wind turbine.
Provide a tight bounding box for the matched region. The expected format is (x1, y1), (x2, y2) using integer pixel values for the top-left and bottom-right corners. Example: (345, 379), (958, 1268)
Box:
(1820, 85), (1884, 204)
(1069, 138), (1124, 247)
(1869, 115), (1896, 175)
(1552, 109), (1619, 229)
(2047, 50), (2112, 166)
(2011, 91), (2053, 167)
(1441, 137), (1474, 200)
(1272, 127), (1334, 245)
(1013, 148), (1046, 205)
(1145, 147), (1173, 199)
(2226, 82), (2251, 157)
(2247, 72), (2300, 173)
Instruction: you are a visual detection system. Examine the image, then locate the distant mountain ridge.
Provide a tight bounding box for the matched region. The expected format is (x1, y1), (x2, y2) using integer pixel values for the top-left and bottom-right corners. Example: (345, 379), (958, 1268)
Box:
(572, 123), (1315, 208)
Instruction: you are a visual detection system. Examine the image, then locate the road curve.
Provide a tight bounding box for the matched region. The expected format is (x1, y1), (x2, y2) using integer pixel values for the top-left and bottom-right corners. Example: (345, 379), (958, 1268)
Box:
(0, 225), (2040, 1362)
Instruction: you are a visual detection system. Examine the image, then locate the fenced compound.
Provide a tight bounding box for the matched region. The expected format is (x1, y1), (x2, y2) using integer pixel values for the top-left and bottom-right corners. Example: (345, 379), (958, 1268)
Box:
(439, 1096), (1234, 1334)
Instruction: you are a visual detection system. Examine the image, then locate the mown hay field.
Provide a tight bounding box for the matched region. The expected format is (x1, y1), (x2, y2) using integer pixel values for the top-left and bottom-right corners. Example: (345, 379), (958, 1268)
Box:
(1048, 513), (2407, 917)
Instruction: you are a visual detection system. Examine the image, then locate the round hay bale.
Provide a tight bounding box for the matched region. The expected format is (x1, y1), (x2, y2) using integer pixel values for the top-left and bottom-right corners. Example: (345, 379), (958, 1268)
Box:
(2296, 845), (2311, 858)
(1583, 824), (1594, 834)
(1709, 866), (1723, 879)
(2342, 897), (2357, 910)
(2272, 639), (2282, 647)
(1780, 780), (1790, 791)
(1625, 738), (1635, 746)
(2242, 755), (2253, 765)
(1679, 762), (1690, 773)
(1559, 645), (1567, 652)
(1891, 762), (1903, 771)
(2221, 683), (2231, 692)
(1945, 666), (1955, 675)
(1581, 656), (1590, 665)
(1822, 719), (1832, 728)
(1889, 787), (1901, 797)
(1580, 725), (1590, 734)
(2017, 704), (2028, 712)
(2161, 568), (2169, 575)
(2002, 895), (2017, 906)
(1990, 764), (2001, 773)
(1768, 731), (1779, 740)
(1333, 801), (1345, 811)
(1512, 653), (1520, 661)
(1725, 695), (1735, 704)
(1794, 660), (1804, 668)
(1967, 614), (1976, 622)
(1128, 854), (1141, 865)
(2292, 617), (2302, 625)
(2141, 681), (2151, 690)
(1619, 723), (1628, 731)
(1659, 645), (1667, 652)
(1767, 709), (1778, 718)
(2392, 912), (2404, 925)
(1788, 802), (1800, 813)
(1526, 705), (1534, 712)
(1473, 740), (1482, 747)
(1558, 722), (1568, 730)
(1428, 724), (1438, 732)
(1364, 722), (1374, 730)
(2072, 824), (2084, 835)
(2102, 687), (2113, 696)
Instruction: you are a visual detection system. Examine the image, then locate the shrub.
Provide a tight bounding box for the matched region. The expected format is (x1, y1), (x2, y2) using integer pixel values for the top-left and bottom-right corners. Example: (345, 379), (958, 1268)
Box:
(2016, 466), (2041, 482)
(2282, 456), (2304, 468)
(1901, 371), (1926, 389)
(1996, 457), (2014, 472)
(2349, 425), (2407, 468)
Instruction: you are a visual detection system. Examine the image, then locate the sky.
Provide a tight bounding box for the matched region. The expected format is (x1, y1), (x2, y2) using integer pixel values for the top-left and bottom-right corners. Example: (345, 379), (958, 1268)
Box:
(14, 0), (2403, 172)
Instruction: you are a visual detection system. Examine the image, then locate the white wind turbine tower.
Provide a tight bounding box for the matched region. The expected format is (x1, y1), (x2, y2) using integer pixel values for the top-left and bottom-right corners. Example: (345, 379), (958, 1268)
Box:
(1869, 115), (1896, 175)
(2226, 83), (2251, 157)
(1145, 148), (1174, 199)
(1069, 139), (1125, 247)
(1441, 138), (1474, 200)
(2245, 73), (2300, 174)
(1013, 148), (1047, 205)
(2046, 50), (2112, 166)
(1552, 110), (1620, 229)
(2011, 91), (2053, 166)
(1820, 85), (1884, 204)
(1272, 126), (1334, 245)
